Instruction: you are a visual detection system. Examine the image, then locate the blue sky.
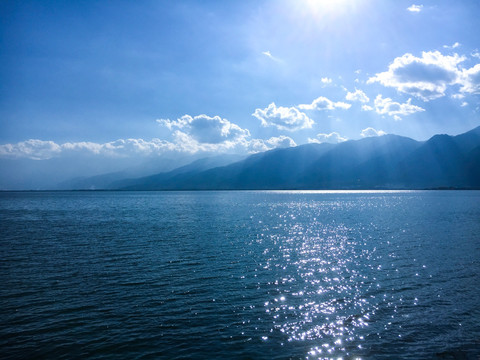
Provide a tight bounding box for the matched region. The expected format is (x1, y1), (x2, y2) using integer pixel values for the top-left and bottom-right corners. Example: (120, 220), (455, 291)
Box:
(1, 0), (479, 161)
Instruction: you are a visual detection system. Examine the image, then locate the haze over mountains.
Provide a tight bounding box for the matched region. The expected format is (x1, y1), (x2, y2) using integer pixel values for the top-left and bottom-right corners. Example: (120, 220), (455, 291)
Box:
(52, 125), (480, 191)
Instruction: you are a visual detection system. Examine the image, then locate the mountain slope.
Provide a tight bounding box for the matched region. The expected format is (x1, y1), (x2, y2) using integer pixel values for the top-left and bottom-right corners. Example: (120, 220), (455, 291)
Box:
(112, 125), (480, 190)
(299, 135), (422, 188)
(122, 143), (334, 190)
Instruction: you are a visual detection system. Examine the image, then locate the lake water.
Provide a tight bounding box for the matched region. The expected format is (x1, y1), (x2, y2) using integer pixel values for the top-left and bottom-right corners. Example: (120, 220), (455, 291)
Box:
(1, 190), (479, 359)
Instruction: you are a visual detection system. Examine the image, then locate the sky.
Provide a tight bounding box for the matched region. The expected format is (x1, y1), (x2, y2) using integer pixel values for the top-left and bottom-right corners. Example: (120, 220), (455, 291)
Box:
(1, 0), (480, 163)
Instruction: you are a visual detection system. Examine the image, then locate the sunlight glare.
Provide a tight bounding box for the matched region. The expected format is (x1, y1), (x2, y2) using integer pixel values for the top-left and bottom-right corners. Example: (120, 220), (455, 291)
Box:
(303, 0), (358, 17)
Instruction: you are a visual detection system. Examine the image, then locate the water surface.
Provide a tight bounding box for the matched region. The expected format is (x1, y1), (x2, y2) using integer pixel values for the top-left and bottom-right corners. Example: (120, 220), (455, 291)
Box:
(1, 191), (479, 359)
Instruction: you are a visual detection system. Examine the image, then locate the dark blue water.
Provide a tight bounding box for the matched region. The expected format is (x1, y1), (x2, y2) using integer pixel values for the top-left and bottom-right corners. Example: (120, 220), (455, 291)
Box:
(1, 191), (479, 359)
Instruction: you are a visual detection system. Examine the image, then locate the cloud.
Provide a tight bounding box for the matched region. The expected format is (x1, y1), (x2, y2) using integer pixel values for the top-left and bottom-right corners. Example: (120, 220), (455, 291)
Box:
(308, 132), (347, 144)
(360, 127), (387, 137)
(321, 77), (332, 84)
(346, 89), (370, 103)
(407, 4), (423, 12)
(361, 104), (373, 111)
(1, 113), (298, 160)
(252, 102), (314, 131)
(0, 138), (178, 160)
(0, 134), (297, 160)
(247, 135), (297, 153)
(262, 50), (281, 62)
(367, 51), (466, 101)
(373, 95), (425, 120)
(0, 139), (62, 160)
(157, 114), (250, 144)
(460, 64), (480, 94)
(298, 96), (351, 111)
(443, 42), (461, 50)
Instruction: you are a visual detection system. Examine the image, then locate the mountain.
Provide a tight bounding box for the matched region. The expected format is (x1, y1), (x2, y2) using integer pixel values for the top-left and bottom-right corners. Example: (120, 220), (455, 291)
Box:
(395, 126), (480, 188)
(109, 154), (245, 190)
(55, 156), (195, 190)
(121, 142), (334, 190)
(115, 126), (480, 190)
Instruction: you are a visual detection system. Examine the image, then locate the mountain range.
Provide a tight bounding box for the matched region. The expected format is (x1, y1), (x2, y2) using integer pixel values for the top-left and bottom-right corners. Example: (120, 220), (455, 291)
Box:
(90, 125), (480, 190)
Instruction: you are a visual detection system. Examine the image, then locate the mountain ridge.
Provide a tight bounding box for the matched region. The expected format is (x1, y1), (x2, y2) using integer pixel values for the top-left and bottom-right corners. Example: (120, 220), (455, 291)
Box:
(55, 125), (480, 190)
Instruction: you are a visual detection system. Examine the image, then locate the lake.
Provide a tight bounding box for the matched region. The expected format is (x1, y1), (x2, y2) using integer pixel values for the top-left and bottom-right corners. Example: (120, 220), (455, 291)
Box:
(1, 191), (479, 359)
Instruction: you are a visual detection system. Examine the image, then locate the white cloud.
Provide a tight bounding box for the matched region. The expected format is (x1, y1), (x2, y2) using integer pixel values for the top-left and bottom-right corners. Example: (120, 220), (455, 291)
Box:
(321, 77), (332, 84)
(451, 93), (465, 99)
(443, 42), (461, 50)
(262, 50), (281, 62)
(346, 89), (370, 103)
(298, 96), (351, 111)
(472, 51), (480, 59)
(407, 4), (423, 12)
(252, 102), (314, 131)
(373, 95), (425, 120)
(1, 113), (298, 160)
(0, 134), (298, 160)
(157, 114), (250, 144)
(0, 139), (62, 160)
(367, 51), (468, 101)
(0, 138), (179, 160)
(361, 127), (387, 137)
(461, 101), (469, 107)
(247, 135), (296, 153)
(308, 132), (347, 144)
(460, 64), (480, 94)
(362, 104), (374, 111)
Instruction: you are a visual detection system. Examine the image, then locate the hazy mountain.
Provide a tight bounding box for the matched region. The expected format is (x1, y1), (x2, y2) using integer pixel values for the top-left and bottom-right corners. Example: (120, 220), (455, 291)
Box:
(117, 126), (480, 190)
(109, 154), (245, 190)
(395, 126), (480, 188)
(120, 142), (334, 190)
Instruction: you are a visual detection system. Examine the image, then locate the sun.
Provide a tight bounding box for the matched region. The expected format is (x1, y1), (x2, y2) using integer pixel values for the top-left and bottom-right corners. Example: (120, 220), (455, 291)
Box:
(304, 0), (357, 16)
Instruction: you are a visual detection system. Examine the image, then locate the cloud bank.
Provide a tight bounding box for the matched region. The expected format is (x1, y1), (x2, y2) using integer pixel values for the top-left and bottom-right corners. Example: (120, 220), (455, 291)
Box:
(1, 114), (297, 160)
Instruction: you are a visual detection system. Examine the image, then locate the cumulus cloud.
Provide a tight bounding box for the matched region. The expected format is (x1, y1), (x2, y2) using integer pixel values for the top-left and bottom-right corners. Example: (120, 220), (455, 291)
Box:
(361, 127), (387, 137)
(247, 135), (297, 153)
(443, 42), (461, 50)
(298, 96), (351, 111)
(252, 102), (314, 131)
(367, 51), (466, 101)
(346, 89), (370, 103)
(460, 64), (480, 94)
(157, 114), (250, 144)
(321, 77), (332, 84)
(362, 105), (374, 111)
(0, 138), (178, 160)
(407, 4), (423, 12)
(1, 113), (298, 160)
(0, 134), (297, 160)
(0, 139), (62, 160)
(308, 132), (347, 144)
(373, 95), (425, 120)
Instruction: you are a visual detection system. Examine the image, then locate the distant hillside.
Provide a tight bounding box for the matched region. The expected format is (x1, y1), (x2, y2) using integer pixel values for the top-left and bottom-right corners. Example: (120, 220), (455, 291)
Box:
(107, 126), (480, 190)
